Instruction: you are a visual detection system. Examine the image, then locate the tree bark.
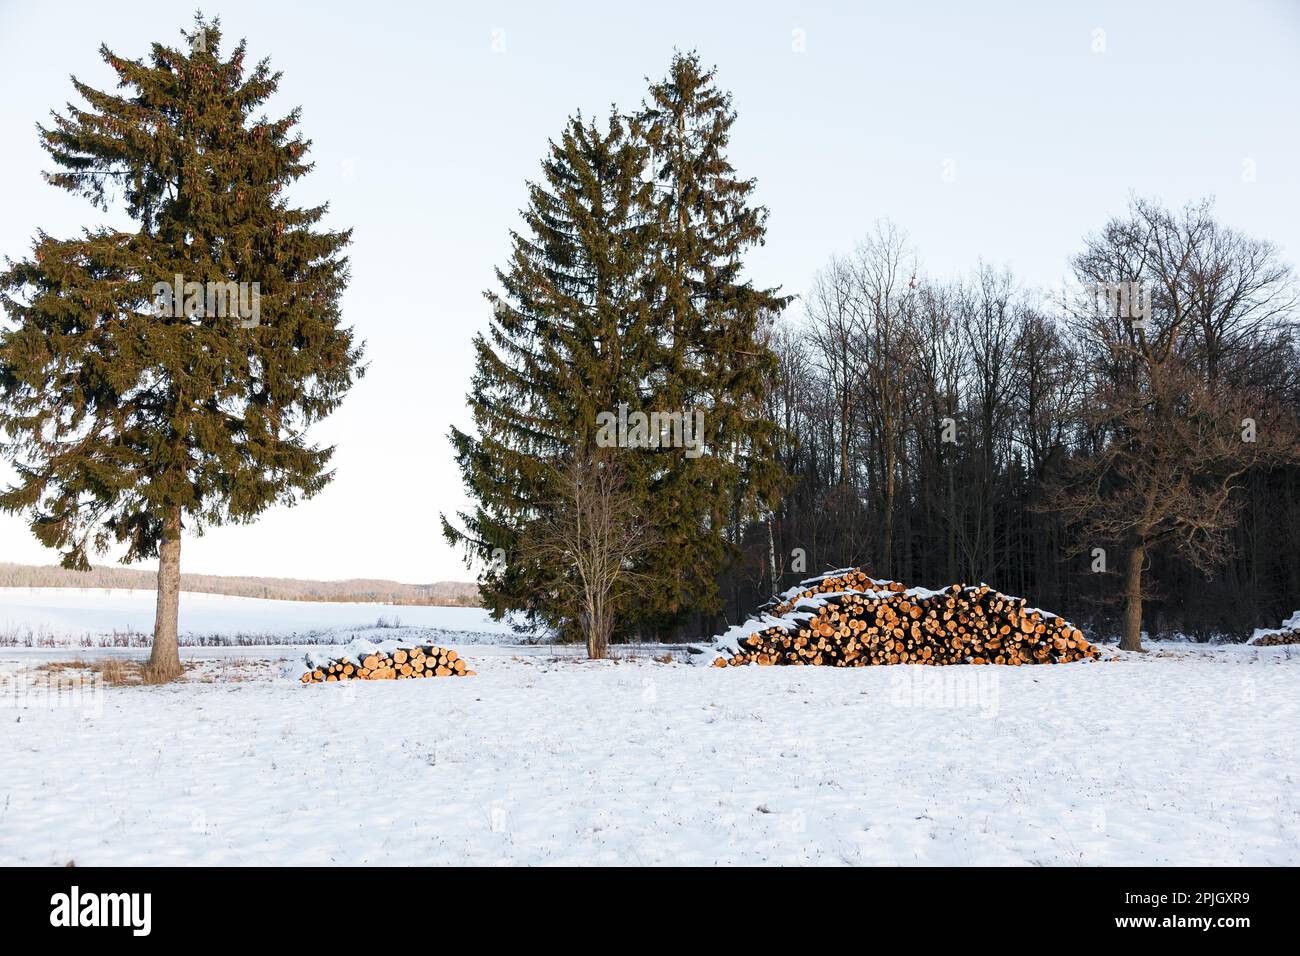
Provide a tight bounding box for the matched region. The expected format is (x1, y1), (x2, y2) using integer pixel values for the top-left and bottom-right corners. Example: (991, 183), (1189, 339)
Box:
(1122, 541), (1146, 652)
(766, 514), (779, 598)
(881, 454), (895, 577)
(148, 506), (184, 680)
(588, 615), (610, 660)
(585, 596), (611, 661)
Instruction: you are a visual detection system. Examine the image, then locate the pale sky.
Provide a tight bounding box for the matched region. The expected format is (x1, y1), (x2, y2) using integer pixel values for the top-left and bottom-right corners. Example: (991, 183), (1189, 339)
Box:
(1, 0), (1297, 583)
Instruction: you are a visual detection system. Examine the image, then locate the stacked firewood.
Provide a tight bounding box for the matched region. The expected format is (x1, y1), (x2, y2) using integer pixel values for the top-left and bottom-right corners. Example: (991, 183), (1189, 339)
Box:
(300, 644), (475, 683)
(1249, 611), (1300, 647)
(713, 573), (1098, 667)
(771, 568), (903, 615)
(1251, 629), (1300, 647)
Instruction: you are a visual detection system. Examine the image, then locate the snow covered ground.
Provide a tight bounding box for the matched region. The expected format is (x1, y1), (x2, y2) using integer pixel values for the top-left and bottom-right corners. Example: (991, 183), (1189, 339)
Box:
(0, 587), (534, 646)
(2, 640), (1297, 865)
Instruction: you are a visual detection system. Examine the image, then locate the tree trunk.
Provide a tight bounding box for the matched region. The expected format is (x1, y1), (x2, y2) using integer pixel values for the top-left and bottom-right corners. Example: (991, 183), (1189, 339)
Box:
(588, 618), (610, 660)
(766, 513), (779, 598)
(945, 454), (956, 583)
(838, 364), (850, 485)
(1122, 541), (1146, 652)
(881, 456), (895, 577)
(585, 597), (610, 661)
(148, 506), (184, 680)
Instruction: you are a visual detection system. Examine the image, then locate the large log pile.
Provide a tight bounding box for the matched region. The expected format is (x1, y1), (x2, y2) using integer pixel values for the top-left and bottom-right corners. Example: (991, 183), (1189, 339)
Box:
(300, 643), (475, 683)
(710, 569), (1098, 667)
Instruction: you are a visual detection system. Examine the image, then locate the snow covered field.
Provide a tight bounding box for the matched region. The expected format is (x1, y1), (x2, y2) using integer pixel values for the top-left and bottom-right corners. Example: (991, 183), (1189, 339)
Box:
(0, 587), (532, 645)
(2, 640), (1297, 865)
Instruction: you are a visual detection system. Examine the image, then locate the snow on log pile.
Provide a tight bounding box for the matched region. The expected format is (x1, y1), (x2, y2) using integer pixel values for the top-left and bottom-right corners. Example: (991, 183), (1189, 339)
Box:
(300, 638), (475, 683)
(706, 567), (1099, 667)
(1250, 611), (1300, 647)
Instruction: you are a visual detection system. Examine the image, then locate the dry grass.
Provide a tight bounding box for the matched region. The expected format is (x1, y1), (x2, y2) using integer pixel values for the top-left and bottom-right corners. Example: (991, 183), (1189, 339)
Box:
(36, 660), (92, 673)
(25, 655), (277, 688)
(138, 662), (177, 685)
(36, 658), (137, 686)
(99, 658), (132, 685)
(35, 657), (197, 686)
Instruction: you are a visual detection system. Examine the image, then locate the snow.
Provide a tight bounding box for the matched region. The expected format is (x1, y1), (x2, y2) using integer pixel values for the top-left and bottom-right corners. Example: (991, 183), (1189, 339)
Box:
(1, 640), (1297, 865)
(0, 587), (536, 645)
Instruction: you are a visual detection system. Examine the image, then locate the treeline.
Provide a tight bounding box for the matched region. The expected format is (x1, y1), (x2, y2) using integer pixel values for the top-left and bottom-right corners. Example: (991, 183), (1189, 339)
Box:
(0, 562), (480, 606)
(728, 203), (1300, 643)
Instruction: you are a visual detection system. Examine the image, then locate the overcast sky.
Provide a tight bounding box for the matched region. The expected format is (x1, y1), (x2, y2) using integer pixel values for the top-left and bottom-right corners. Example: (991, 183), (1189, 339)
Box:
(1, 0), (1297, 583)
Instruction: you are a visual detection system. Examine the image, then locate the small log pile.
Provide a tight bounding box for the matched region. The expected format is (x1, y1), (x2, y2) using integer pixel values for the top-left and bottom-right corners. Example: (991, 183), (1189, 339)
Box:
(300, 644), (475, 683)
(1252, 631), (1300, 646)
(1250, 613), (1300, 647)
(713, 571), (1098, 667)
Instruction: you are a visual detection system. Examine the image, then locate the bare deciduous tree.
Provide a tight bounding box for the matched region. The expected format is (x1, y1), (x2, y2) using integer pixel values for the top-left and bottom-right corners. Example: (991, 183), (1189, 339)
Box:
(527, 455), (653, 659)
(1050, 198), (1300, 650)
(1046, 359), (1297, 650)
(850, 221), (916, 576)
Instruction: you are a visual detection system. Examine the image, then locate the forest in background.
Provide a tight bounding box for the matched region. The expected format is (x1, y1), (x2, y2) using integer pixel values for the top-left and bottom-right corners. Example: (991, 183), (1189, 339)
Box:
(728, 204), (1300, 642)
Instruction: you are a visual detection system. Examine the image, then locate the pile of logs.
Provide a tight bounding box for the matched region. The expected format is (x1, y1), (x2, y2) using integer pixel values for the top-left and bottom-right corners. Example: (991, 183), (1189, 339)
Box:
(713, 571), (1098, 667)
(1251, 629), (1300, 647)
(1249, 611), (1300, 647)
(772, 568), (903, 615)
(300, 644), (475, 683)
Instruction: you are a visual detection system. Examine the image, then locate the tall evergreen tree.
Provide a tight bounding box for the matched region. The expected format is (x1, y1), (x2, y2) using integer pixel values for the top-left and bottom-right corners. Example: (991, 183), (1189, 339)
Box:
(442, 111), (654, 636)
(0, 17), (362, 679)
(447, 55), (788, 644)
(635, 52), (789, 631)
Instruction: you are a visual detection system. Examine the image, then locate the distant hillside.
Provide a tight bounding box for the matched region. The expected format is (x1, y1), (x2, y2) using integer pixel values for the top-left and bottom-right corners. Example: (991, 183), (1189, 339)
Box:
(0, 562), (481, 607)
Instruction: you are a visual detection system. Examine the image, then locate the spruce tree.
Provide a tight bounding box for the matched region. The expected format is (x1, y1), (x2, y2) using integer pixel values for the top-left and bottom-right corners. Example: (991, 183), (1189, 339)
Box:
(0, 17), (362, 679)
(442, 110), (654, 636)
(635, 52), (789, 630)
